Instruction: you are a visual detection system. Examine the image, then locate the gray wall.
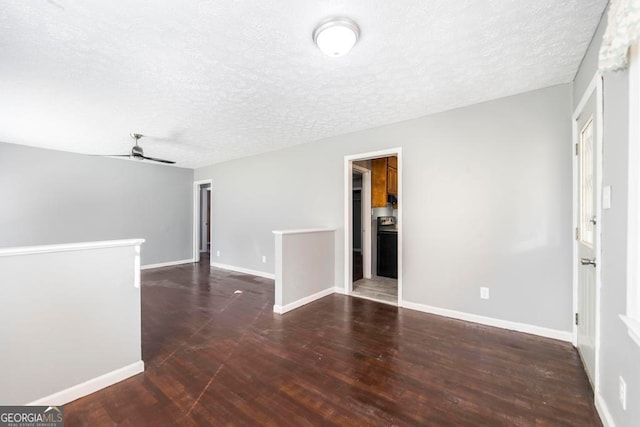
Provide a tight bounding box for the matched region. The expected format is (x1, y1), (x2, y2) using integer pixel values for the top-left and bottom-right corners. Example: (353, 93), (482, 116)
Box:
(574, 10), (640, 426)
(196, 83), (574, 333)
(0, 142), (193, 265)
(275, 230), (335, 309)
(0, 243), (141, 404)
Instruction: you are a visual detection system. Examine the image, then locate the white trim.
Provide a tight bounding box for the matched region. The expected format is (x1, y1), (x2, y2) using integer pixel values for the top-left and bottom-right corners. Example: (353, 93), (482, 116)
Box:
(273, 287), (334, 314)
(272, 228), (335, 235)
(572, 108), (579, 348)
(211, 262), (275, 280)
(594, 74), (604, 391)
(571, 72), (604, 391)
(274, 233), (283, 306)
(344, 148), (402, 306)
(574, 73), (602, 118)
(134, 245), (141, 288)
(397, 150), (403, 305)
(193, 179), (213, 264)
(0, 239), (145, 257)
(353, 164), (372, 279)
(27, 361), (144, 406)
(400, 300), (573, 342)
(141, 258), (194, 270)
(334, 286), (348, 295)
(344, 156), (351, 292)
(595, 392), (616, 427)
(344, 148), (402, 161)
(626, 43), (640, 346)
(620, 314), (640, 347)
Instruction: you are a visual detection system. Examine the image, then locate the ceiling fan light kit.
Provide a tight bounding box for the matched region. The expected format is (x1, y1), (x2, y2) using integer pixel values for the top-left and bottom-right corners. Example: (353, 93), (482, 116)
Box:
(313, 17), (360, 57)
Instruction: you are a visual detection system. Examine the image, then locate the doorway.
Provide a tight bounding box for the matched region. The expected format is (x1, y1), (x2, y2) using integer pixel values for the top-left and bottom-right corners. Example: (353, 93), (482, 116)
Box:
(353, 174), (364, 282)
(193, 179), (213, 264)
(201, 185), (211, 253)
(572, 75), (603, 390)
(344, 149), (402, 306)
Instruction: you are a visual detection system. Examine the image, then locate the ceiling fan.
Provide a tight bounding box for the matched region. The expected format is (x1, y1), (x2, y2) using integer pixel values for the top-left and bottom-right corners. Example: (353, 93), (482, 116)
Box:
(101, 133), (175, 164)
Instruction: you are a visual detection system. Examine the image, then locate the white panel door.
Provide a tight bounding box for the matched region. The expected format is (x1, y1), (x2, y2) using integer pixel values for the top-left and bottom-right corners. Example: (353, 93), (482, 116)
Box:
(576, 91), (598, 386)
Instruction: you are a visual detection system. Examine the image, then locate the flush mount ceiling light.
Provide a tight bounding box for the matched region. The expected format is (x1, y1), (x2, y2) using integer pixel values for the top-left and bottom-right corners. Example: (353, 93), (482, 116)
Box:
(313, 17), (360, 57)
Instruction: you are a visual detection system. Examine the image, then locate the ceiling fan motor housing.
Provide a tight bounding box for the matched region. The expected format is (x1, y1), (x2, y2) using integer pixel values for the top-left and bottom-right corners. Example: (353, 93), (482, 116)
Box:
(131, 145), (144, 158)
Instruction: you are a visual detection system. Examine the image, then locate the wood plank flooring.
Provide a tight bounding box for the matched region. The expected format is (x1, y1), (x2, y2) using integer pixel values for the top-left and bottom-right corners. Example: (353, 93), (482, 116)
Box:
(353, 251), (363, 282)
(352, 276), (398, 304)
(64, 258), (601, 426)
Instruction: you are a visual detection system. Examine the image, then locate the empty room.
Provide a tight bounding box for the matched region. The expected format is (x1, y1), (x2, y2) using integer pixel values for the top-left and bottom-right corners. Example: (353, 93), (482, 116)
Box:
(1, 1), (638, 426)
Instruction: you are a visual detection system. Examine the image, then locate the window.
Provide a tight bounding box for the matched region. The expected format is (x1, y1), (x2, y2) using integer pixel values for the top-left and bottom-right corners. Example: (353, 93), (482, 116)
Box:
(622, 42), (640, 347)
(579, 116), (595, 247)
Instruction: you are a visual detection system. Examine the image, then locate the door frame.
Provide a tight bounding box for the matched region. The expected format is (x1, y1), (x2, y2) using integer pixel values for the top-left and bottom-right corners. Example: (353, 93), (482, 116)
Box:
(353, 164), (372, 279)
(193, 179), (213, 263)
(344, 148), (402, 305)
(572, 72), (603, 391)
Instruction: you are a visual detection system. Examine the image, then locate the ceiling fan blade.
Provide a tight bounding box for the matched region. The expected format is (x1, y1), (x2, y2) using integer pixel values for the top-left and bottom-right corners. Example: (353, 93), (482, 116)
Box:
(141, 155), (175, 164)
(92, 154), (131, 158)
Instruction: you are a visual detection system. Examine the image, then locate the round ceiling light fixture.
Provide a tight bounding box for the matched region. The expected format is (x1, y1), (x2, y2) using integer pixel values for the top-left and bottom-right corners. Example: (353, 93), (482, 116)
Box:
(313, 17), (360, 57)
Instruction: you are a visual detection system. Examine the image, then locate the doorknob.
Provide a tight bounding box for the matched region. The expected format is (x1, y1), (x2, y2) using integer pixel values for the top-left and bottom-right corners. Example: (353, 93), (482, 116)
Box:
(580, 257), (597, 267)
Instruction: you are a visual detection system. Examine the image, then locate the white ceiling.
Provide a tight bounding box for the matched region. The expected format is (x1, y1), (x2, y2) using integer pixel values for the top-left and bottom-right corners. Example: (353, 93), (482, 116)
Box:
(0, 0), (607, 168)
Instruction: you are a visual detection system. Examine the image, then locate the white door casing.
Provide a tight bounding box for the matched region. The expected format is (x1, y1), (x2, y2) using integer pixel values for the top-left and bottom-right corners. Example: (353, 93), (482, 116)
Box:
(573, 75), (603, 390)
(193, 179), (213, 263)
(344, 148), (402, 303)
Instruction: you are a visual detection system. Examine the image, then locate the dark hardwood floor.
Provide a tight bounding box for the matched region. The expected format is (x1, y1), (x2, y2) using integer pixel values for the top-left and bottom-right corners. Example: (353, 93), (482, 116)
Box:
(65, 258), (601, 426)
(353, 251), (363, 282)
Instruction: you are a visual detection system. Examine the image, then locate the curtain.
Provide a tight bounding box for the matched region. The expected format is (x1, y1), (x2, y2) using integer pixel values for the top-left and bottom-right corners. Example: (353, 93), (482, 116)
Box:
(599, 0), (640, 71)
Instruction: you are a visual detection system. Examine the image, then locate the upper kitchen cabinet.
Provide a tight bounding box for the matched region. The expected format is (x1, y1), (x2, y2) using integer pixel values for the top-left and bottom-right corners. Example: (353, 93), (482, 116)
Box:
(387, 155), (397, 169)
(372, 158), (387, 207)
(372, 156), (398, 208)
(387, 158), (397, 196)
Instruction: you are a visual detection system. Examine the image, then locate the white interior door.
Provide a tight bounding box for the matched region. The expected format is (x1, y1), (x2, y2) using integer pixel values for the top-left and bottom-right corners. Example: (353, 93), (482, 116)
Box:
(576, 91), (598, 386)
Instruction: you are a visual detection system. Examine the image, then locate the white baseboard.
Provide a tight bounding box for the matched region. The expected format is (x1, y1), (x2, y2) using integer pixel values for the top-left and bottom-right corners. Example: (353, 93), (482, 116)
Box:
(274, 287), (335, 314)
(27, 361), (144, 406)
(400, 300), (573, 342)
(334, 286), (348, 295)
(595, 392), (615, 427)
(211, 262), (275, 280)
(141, 258), (193, 270)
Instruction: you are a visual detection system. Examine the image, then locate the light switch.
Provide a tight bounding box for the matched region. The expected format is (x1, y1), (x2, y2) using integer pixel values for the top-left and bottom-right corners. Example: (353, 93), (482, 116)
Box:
(603, 186), (612, 209)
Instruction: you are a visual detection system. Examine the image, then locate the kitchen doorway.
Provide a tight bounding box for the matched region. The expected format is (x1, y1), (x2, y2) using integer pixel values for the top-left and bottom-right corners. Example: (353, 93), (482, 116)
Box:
(352, 176), (364, 282)
(344, 149), (402, 306)
(193, 179), (213, 263)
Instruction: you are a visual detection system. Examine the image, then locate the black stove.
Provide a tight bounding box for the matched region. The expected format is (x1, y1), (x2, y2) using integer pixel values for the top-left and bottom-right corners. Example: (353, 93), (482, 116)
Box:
(377, 216), (397, 278)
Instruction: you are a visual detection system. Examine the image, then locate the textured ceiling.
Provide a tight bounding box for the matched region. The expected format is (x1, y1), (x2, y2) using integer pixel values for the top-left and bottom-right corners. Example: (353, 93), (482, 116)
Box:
(0, 0), (607, 168)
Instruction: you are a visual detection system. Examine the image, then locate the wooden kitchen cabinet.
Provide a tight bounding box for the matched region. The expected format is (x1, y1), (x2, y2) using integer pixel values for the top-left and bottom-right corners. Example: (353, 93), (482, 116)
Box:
(387, 166), (397, 195)
(371, 156), (398, 208)
(387, 156), (397, 169)
(372, 158), (388, 207)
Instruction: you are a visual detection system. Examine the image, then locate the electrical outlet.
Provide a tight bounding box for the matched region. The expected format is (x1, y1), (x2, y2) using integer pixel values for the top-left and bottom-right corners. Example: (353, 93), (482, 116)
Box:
(619, 376), (627, 410)
(480, 287), (490, 300)
(216, 250), (220, 257)
(262, 255), (267, 264)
